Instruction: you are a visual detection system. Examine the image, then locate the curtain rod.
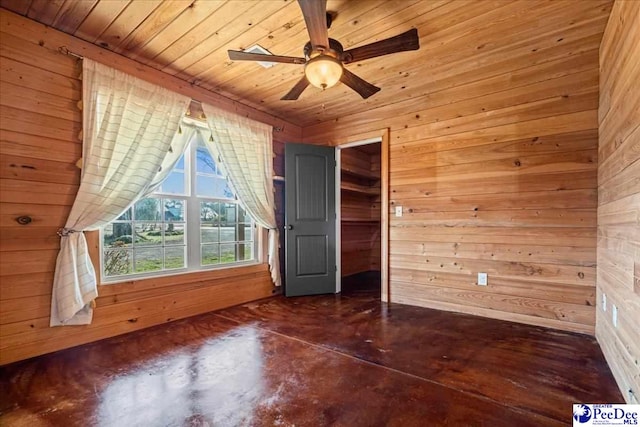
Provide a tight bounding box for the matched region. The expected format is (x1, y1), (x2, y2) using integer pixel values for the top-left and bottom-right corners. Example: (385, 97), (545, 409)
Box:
(58, 46), (284, 133)
(58, 46), (83, 59)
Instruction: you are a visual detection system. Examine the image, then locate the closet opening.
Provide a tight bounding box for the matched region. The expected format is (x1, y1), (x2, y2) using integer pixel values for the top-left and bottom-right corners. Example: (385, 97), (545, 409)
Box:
(337, 139), (382, 298)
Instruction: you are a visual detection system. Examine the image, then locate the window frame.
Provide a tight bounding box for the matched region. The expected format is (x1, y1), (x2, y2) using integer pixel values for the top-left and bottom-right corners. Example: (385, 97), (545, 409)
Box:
(99, 123), (260, 284)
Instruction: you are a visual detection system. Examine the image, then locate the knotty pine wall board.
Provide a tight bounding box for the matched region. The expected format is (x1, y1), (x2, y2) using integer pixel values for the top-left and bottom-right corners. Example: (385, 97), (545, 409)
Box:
(595, 0), (640, 404)
(303, 4), (608, 334)
(0, 9), (300, 365)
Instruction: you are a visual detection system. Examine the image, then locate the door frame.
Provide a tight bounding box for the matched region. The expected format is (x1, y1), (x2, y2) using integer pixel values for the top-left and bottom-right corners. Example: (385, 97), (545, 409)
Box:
(334, 129), (390, 302)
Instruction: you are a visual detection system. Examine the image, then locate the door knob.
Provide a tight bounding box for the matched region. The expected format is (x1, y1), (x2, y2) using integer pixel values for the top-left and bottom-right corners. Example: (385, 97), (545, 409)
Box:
(285, 224), (293, 230)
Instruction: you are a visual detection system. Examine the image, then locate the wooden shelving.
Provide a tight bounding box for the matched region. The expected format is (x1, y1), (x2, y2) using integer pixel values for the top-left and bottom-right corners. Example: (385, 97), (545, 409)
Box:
(340, 144), (382, 277)
(341, 218), (380, 224)
(341, 167), (380, 182)
(341, 181), (380, 196)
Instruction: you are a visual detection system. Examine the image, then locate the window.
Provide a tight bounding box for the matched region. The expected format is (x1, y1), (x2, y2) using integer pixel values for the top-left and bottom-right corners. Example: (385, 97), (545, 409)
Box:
(101, 129), (256, 281)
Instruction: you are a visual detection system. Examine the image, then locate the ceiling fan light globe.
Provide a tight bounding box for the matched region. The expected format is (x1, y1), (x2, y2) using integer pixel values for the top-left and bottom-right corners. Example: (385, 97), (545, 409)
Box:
(304, 55), (343, 89)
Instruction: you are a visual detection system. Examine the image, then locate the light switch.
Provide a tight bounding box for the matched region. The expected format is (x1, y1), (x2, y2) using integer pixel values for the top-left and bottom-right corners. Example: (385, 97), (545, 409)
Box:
(395, 206), (403, 217)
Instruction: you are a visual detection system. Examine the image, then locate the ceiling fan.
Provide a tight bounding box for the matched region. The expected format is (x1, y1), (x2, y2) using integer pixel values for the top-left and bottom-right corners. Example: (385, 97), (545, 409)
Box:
(227, 0), (420, 100)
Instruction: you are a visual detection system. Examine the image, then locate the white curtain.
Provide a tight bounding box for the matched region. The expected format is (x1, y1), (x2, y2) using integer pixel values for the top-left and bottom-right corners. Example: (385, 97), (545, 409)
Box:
(144, 125), (196, 196)
(200, 103), (281, 287)
(50, 59), (190, 326)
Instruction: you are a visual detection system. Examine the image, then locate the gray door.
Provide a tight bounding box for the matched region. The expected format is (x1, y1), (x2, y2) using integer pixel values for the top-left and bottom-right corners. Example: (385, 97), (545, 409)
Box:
(284, 143), (336, 296)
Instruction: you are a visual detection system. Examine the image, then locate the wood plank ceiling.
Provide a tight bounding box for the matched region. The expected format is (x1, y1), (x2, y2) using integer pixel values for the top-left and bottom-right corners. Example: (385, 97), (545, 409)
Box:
(0, 0), (613, 127)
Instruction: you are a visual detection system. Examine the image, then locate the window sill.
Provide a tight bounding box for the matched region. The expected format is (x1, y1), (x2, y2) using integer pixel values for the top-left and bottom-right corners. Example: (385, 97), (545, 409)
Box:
(100, 259), (261, 286)
(97, 262), (270, 295)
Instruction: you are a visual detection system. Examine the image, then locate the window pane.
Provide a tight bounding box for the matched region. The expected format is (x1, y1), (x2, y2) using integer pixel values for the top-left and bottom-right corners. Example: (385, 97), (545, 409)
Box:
(103, 223), (115, 246)
(202, 244), (220, 266)
(138, 224), (163, 245)
(165, 246), (185, 269)
(196, 175), (234, 199)
(220, 224), (235, 243)
(134, 198), (161, 221)
(220, 243), (237, 264)
(103, 248), (132, 277)
(164, 199), (185, 222)
(234, 211), (252, 240)
(221, 203), (236, 226)
(164, 223), (185, 245)
(200, 202), (219, 225)
(196, 145), (217, 175)
(159, 171), (185, 195)
(110, 223), (133, 245)
(102, 131), (259, 281)
(134, 223), (161, 246)
(237, 242), (251, 261)
(241, 242), (253, 260)
(243, 225), (253, 241)
(201, 224), (219, 244)
(238, 206), (250, 223)
(116, 208), (132, 221)
(134, 247), (162, 273)
(175, 154), (185, 170)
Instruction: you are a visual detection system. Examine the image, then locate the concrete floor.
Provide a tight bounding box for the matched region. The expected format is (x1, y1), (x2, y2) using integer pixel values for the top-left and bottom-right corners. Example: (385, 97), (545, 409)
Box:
(0, 276), (622, 426)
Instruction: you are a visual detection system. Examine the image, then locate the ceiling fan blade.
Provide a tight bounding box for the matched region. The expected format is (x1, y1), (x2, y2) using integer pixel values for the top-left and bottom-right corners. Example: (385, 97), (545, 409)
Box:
(281, 76), (310, 100)
(340, 69), (380, 99)
(228, 50), (306, 64)
(342, 28), (420, 64)
(298, 0), (329, 50)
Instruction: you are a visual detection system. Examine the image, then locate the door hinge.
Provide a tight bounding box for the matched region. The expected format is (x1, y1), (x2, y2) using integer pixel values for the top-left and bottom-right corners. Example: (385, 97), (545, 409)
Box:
(335, 265), (338, 272)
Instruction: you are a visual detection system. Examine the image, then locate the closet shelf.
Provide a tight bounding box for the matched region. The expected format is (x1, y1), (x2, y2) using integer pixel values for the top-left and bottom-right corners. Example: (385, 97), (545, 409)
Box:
(341, 168), (380, 181)
(341, 181), (380, 196)
(341, 218), (381, 224)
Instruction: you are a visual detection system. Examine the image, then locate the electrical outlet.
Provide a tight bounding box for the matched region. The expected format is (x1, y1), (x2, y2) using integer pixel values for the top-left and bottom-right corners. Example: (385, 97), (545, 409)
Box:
(395, 206), (403, 217)
(477, 272), (488, 286)
(602, 293), (607, 311)
(612, 304), (618, 328)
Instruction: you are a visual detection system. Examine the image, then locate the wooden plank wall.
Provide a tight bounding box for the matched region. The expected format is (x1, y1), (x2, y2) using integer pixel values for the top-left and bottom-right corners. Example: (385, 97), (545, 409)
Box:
(340, 147), (381, 277)
(302, 6), (611, 334)
(595, 0), (640, 404)
(0, 10), (301, 365)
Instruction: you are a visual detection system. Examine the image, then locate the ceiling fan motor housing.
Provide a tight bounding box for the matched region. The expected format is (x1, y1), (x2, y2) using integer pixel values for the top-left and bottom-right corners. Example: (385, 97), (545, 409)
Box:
(228, 0), (419, 100)
(303, 38), (344, 60)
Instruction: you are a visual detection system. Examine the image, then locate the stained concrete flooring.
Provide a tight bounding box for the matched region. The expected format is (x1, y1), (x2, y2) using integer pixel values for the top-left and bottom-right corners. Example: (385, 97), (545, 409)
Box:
(0, 274), (622, 426)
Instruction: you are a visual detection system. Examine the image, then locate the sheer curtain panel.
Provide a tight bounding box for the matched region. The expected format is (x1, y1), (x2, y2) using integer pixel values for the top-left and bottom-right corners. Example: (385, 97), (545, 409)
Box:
(144, 125), (196, 196)
(50, 59), (190, 326)
(200, 103), (281, 287)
